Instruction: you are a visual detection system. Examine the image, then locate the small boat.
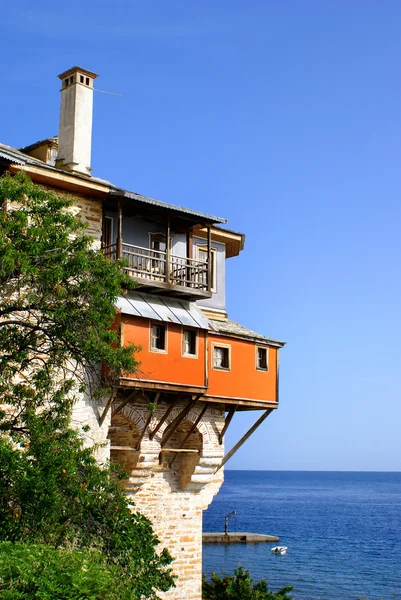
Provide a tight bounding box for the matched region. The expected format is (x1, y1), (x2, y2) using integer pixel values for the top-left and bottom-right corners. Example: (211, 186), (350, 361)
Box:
(271, 546), (287, 555)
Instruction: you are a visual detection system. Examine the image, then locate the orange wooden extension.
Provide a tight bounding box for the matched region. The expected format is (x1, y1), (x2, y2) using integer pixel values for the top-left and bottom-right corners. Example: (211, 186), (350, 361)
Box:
(121, 315), (278, 407)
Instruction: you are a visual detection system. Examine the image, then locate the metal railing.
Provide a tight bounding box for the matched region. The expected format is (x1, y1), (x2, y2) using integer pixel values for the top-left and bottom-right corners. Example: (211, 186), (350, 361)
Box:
(102, 242), (209, 291)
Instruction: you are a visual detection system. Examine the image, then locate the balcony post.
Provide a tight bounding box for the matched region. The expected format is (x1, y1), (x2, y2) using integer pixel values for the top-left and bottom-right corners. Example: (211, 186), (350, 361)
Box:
(166, 216), (171, 283)
(207, 225), (212, 292)
(117, 199), (123, 259)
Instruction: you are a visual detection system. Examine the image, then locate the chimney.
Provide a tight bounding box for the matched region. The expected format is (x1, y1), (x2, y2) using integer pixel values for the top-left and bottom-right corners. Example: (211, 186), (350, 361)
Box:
(56, 66), (98, 176)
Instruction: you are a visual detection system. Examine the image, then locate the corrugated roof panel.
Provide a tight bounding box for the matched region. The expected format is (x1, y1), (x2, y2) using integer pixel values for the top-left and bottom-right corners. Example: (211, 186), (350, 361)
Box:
(186, 302), (211, 329)
(142, 295), (181, 324)
(160, 297), (200, 328)
(117, 292), (211, 330)
(126, 294), (162, 321)
(115, 296), (141, 317)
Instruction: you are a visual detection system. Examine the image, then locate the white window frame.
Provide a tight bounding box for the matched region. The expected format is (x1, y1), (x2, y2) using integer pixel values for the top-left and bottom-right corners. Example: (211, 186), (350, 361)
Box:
(255, 345), (269, 371)
(196, 245), (217, 293)
(149, 322), (168, 353)
(211, 342), (231, 371)
(182, 327), (198, 358)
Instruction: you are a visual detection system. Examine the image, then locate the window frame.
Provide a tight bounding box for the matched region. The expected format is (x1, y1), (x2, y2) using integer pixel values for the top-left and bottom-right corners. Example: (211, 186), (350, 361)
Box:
(182, 327), (198, 358)
(211, 342), (231, 371)
(255, 345), (269, 372)
(196, 245), (217, 293)
(149, 321), (168, 354)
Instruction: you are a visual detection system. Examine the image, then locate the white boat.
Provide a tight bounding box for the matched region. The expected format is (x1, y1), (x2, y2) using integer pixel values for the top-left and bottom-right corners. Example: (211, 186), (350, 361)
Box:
(271, 546), (287, 555)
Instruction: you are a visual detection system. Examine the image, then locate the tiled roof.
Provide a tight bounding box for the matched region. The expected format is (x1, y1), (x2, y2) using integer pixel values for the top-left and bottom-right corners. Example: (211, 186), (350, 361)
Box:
(209, 317), (285, 347)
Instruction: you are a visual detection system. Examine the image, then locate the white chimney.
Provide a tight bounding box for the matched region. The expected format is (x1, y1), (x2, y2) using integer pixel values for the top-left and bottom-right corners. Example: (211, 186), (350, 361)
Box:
(56, 66), (98, 176)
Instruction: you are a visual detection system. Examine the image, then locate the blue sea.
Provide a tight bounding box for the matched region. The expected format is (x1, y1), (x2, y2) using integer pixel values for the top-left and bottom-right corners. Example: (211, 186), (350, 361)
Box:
(203, 471), (401, 600)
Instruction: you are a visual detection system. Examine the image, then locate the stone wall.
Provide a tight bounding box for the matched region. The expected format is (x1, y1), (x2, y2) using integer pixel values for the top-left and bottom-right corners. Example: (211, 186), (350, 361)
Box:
(109, 398), (225, 600)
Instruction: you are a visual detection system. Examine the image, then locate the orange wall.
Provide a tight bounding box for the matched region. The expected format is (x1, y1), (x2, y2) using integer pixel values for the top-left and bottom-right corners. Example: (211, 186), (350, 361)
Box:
(121, 316), (277, 403)
(122, 316), (206, 387)
(207, 334), (277, 402)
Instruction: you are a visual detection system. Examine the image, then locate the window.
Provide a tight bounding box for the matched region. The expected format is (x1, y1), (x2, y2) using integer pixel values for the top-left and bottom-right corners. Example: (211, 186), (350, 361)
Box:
(182, 329), (197, 357)
(212, 344), (230, 370)
(150, 233), (167, 253)
(256, 346), (268, 371)
(150, 323), (167, 352)
(196, 246), (217, 292)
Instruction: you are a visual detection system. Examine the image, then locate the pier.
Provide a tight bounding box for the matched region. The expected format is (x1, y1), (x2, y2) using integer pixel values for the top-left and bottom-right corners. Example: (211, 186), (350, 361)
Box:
(202, 532), (279, 544)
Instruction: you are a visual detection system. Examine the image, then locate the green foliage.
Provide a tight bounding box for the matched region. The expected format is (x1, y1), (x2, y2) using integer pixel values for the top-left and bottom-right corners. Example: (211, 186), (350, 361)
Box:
(0, 173), (175, 598)
(0, 412), (174, 598)
(0, 171), (138, 431)
(202, 566), (293, 600)
(0, 542), (136, 600)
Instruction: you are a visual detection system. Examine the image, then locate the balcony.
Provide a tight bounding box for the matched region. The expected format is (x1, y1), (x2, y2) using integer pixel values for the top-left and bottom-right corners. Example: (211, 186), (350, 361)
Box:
(103, 242), (212, 299)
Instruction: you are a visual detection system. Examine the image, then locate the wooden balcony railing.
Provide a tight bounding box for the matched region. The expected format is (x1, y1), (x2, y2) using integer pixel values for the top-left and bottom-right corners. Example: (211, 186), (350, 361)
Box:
(102, 242), (209, 292)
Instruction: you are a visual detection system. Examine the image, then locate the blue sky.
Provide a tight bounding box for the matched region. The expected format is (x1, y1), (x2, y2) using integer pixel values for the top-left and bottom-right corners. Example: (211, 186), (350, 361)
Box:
(2, 1), (401, 470)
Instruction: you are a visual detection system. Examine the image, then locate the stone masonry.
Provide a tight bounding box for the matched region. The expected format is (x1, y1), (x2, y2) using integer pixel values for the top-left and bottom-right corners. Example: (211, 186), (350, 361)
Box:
(67, 195), (226, 599)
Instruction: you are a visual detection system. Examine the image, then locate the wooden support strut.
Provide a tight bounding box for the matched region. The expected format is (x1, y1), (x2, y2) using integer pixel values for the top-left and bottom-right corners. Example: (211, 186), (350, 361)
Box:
(117, 199), (123, 259)
(135, 392), (160, 450)
(166, 216), (171, 283)
(169, 404), (208, 467)
(110, 391), (138, 420)
(149, 397), (180, 440)
(160, 396), (199, 448)
(207, 225), (212, 292)
(217, 408), (273, 470)
(218, 405), (238, 445)
(98, 391), (116, 427)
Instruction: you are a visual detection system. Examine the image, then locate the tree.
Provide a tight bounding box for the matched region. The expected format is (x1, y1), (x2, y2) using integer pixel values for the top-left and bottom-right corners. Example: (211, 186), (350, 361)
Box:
(0, 171), (137, 432)
(0, 172), (175, 598)
(202, 566), (293, 600)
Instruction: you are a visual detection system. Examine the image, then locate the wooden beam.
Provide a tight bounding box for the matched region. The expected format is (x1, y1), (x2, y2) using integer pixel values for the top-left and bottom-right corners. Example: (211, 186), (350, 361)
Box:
(160, 448), (199, 453)
(217, 409), (273, 470)
(160, 396), (199, 448)
(166, 217), (171, 283)
(117, 199), (123, 259)
(135, 392), (160, 449)
(218, 405), (238, 445)
(110, 446), (138, 451)
(207, 225), (212, 292)
(149, 397), (180, 440)
(111, 391), (138, 419)
(169, 404), (208, 466)
(187, 228), (193, 260)
(98, 392), (116, 427)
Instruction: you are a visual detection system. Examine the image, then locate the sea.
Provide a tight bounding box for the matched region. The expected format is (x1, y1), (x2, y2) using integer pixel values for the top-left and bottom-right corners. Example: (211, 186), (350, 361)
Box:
(203, 471), (401, 600)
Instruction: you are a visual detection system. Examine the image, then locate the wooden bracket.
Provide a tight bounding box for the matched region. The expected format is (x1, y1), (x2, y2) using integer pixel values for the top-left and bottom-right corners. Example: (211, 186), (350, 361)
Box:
(217, 408), (273, 470)
(149, 397), (180, 440)
(98, 392), (116, 427)
(169, 403), (207, 467)
(160, 396), (199, 448)
(135, 392), (160, 450)
(218, 405), (238, 445)
(110, 390), (139, 420)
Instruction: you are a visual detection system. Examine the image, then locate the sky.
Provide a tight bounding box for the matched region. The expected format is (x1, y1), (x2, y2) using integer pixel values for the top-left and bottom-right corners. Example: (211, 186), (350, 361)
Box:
(2, 1), (401, 471)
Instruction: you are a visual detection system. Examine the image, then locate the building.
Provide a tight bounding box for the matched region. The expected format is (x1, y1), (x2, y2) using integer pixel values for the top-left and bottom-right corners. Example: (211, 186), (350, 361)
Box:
(0, 67), (284, 600)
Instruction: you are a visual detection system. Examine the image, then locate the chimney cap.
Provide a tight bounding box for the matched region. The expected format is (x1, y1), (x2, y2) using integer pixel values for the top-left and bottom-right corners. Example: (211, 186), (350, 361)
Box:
(57, 66), (99, 81)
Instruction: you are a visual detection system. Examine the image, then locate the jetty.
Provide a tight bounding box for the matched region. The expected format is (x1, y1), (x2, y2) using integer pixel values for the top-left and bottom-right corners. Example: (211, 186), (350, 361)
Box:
(203, 532), (279, 544)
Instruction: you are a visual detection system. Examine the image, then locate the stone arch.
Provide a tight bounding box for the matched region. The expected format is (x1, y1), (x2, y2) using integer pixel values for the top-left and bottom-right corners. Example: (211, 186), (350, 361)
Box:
(161, 418), (203, 490)
(154, 403), (212, 445)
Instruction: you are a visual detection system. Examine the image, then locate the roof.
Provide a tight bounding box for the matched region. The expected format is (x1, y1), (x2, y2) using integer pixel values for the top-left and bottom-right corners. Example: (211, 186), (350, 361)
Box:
(110, 188), (226, 225)
(209, 317), (285, 347)
(0, 140), (226, 226)
(116, 292), (211, 330)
